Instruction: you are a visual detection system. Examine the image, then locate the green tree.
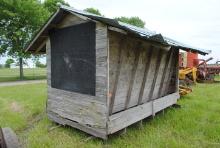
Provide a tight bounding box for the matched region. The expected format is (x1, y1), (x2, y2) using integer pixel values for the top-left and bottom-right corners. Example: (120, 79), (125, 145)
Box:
(35, 60), (46, 68)
(115, 16), (145, 28)
(15, 59), (28, 67)
(31, 55), (46, 68)
(5, 58), (14, 68)
(44, 0), (69, 14)
(84, 8), (103, 16)
(0, 0), (49, 79)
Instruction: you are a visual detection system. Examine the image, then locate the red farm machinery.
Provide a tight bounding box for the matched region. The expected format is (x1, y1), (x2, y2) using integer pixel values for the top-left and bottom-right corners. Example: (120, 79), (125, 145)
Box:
(179, 52), (220, 95)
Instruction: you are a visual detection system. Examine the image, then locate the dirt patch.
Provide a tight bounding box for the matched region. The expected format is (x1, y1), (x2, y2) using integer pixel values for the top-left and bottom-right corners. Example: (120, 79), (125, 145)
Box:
(10, 101), (23, 113)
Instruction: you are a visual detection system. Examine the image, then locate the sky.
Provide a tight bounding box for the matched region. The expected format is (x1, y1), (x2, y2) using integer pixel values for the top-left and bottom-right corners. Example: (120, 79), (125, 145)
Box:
(67, 0), (220, 62)
(1, 0), (219, 65)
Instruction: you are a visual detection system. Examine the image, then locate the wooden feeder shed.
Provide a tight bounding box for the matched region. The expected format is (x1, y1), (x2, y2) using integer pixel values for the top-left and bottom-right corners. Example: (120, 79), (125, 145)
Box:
(25, 5), (208, 139)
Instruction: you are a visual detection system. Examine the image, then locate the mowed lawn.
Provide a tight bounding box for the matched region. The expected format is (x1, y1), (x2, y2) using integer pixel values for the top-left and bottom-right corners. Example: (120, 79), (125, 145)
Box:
(0, 80), (220, 147)
(0, 68), (46, 82)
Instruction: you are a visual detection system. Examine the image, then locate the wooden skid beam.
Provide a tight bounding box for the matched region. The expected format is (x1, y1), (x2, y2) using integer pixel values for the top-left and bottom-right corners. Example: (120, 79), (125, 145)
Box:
(48, 111), (107, 140)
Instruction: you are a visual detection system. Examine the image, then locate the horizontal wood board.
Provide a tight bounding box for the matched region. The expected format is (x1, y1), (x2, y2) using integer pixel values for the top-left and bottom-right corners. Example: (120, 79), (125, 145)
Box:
(108, 92), (179, 134)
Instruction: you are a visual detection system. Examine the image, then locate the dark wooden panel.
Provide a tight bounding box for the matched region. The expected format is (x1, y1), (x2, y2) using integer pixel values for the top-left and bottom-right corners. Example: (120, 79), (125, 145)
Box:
(174, 49), (179, 92)
(164, 47), (177, 94)
(158, 49), (173, 97)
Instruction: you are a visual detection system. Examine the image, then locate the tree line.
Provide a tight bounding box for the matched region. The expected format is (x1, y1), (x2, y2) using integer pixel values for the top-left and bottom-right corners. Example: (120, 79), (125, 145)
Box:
(0, 58), (46, 68)
(0, 0), (145, 79)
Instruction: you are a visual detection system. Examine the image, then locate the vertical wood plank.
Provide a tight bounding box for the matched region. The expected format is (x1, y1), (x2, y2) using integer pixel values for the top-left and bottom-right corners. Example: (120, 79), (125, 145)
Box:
(167, 48), (179, 94)
(95, 23), (108, 102)
(137, 46), (154, 105)
(124, 43), (141, 109)
(107, 30), (110, 112)
(109, 38), (125, 115)
(46, 38), (51, 86)
(127, 46), (148, 108)
(175, 49), (179, 92)
(112, 40), (136, 113)
(158, 48), (173, 97)
(164, 47), (176, 94)
(160, 48), (174, 96)
(148, 48), (163, 100)
(141, 47), (158, 103)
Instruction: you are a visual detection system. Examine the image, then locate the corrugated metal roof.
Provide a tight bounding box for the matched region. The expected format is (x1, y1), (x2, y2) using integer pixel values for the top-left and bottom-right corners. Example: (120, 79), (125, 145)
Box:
(60, 5), (209, 55)
(25, 5), (210, 55)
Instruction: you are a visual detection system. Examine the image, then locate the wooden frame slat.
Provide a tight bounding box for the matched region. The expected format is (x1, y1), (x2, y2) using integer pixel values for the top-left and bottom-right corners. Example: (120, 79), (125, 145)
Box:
(174, 49), (179, 92)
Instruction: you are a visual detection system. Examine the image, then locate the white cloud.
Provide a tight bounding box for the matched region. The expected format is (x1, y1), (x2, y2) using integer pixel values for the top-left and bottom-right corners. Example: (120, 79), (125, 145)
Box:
(67, 0), (220, 62)
(1, 0), (219, 64)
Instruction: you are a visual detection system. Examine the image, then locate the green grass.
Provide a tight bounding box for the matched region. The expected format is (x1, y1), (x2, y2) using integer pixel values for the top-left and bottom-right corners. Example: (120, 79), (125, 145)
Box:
(215, 75), (220, 81)
(0, 68), (46, 82)
(0, 82), (220, 147)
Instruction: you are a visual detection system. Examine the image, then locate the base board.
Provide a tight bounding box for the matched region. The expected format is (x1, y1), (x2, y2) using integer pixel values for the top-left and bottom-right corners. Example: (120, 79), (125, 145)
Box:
(47, 111), (107, 140)
(47, 92), (179, 139)
(108, 92), (179, 134)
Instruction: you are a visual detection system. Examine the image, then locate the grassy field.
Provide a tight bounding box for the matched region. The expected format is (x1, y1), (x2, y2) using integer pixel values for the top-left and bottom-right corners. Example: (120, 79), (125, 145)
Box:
(215, 75), (220, 81)
(0, 68), (46, 82)
(0, 81), (220, 147)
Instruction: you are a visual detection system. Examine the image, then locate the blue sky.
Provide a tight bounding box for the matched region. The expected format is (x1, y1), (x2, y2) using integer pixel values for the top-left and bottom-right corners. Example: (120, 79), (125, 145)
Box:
(1, 0), (219, 65)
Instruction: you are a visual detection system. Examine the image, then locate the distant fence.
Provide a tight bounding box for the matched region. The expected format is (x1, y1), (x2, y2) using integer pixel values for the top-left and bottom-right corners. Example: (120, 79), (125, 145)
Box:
(0, 68), (46, 82)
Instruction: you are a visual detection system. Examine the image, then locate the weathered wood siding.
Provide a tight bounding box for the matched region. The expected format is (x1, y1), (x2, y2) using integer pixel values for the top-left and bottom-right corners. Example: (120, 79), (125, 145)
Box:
(57, 14), (87, 28)
(46, 13), (179, 139)
(46, 14), (108, 139)
(108, 92), (179, 134)
(108, 31), (178, 114)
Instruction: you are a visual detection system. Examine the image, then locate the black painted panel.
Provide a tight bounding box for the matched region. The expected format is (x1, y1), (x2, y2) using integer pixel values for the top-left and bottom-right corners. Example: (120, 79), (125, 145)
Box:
(50, 22), (96, 96)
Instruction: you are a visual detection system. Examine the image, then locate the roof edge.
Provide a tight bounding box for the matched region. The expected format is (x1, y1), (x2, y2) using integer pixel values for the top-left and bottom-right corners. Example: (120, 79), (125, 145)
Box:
(25, 4), (210, 55)
(25, 8), (61, 52)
